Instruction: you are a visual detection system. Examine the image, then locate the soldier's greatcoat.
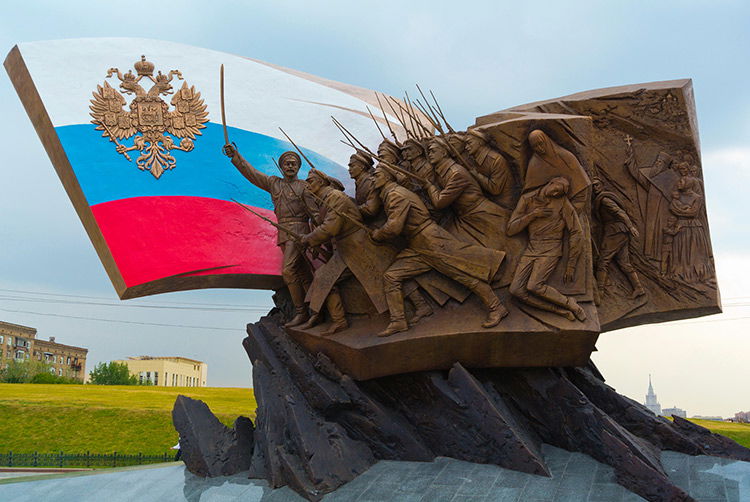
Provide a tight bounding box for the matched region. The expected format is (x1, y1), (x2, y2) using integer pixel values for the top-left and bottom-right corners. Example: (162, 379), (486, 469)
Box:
(428, 158), (509, 251)
(305, 186), (395, 313)
(376, 181), (504, 283)
(470, 145), (514, 209)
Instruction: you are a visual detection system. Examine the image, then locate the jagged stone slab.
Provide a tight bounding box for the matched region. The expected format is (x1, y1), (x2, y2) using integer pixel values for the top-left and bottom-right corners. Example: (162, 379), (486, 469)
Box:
(488, 368), (693, 502)
(221, 313), (750, 502)
(244, 322), (375, 500)
(671, 415), (750, 461)
(171, 395), (253, 477)
(565, 366), (704, 455)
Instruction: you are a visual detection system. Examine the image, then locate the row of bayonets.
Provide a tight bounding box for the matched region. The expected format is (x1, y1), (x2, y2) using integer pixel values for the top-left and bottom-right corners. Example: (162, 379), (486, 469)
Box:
(220, 68), (465, 239)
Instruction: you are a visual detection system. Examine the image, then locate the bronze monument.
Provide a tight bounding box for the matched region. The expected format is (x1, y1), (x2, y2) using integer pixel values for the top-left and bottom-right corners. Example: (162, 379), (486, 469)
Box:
(6, 43), (741, 502)
(204, 79), (733, 502)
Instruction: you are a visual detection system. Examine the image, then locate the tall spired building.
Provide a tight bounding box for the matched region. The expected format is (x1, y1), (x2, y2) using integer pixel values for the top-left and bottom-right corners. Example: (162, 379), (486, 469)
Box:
(645, 375), (662, 415)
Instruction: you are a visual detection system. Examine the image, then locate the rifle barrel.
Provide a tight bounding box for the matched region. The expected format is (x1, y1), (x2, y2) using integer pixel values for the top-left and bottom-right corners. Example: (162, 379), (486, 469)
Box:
(278, 128), (318, 170)
(231, 198), (304, 243)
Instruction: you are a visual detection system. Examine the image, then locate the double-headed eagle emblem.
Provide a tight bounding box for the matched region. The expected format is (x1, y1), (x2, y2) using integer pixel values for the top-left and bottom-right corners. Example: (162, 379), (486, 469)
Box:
(89, 56), (209, 179)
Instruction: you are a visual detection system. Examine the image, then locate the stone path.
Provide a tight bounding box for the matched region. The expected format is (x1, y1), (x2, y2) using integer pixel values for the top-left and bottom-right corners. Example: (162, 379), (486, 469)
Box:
(0, 446), (748, 501)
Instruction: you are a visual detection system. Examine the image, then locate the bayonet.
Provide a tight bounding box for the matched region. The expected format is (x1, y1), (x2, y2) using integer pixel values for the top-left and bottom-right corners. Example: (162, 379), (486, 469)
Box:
(231, 198), (305, 244)
(375, 92), (400, 145)
(278, 127), (318, 170)
(308, 190), (372, 234)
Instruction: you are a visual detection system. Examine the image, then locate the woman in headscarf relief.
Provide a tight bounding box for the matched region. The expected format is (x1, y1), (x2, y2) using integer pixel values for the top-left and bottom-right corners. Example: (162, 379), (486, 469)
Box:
(668, 172), (714, 284)
(520, 130), (592, 296)
(524, 130), (591, 212)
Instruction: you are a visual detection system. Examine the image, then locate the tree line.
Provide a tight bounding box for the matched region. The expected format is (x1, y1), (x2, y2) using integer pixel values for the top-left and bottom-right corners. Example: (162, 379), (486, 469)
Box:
(0, 360), (151, 385)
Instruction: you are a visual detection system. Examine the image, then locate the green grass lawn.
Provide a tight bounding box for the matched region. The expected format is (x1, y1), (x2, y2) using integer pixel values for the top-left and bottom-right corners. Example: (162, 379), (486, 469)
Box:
(690, 418), (750, 448)
(0, 383), (747, 458)
(0, 384), (256, 455)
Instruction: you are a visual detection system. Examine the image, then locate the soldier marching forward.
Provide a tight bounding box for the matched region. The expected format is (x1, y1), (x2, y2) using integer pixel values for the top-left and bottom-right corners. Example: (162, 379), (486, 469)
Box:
(370, 166), (508, 337)
(301, 169), (433, 333)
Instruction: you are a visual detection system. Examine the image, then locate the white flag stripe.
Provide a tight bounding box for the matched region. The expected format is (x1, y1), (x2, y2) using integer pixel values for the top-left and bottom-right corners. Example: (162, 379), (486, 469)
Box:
(19, 38), (396, 165)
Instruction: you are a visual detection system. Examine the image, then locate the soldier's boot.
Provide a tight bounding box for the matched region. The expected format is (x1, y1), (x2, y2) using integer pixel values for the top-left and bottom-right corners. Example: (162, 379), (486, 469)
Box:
(627, 270), (646, 298)
(284, 282), (309, 328)
(595, 267), (608, 292)
(566, 297), (587, 322)
(297, 311), (323, 330)
(379, 289), (408, 337)
(407, 290), (433, 326)
(321, 291), (348, 336)
(472, 282), (508, 328)
(592, 282), (602, 306)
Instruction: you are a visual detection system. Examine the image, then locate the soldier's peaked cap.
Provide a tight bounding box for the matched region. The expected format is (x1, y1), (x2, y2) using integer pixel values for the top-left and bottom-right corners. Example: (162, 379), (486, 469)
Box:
(309, 169), (345, 191)
(278, 151), (301, 166)
(378, 138), (401, 156)
(429, 136), (450, 150)
(349, 151), (373, 167)
(401, 137), (426, 152)
(467, 128), (490, 142)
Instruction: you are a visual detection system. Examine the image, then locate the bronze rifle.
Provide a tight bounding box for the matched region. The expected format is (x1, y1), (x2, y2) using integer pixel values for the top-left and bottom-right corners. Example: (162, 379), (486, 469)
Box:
(230, 198), (305, 244)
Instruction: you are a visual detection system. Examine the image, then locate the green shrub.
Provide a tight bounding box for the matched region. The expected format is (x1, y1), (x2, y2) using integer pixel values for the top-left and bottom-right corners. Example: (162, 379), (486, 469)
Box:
(0, 359), (77, 384)
(88, 361), (140, 385)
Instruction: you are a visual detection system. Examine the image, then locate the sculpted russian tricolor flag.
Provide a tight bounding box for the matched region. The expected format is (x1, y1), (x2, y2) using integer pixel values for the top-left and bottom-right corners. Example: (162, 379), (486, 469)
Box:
(5, 38), (403, 298)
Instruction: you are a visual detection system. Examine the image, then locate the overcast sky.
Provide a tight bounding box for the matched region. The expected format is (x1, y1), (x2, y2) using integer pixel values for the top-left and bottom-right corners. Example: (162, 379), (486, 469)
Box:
(1, 1), (748, 417)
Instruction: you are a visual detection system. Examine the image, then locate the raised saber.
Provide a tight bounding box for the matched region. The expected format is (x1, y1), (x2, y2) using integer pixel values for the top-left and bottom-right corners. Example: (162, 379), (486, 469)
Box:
(220, 64), (229, 145)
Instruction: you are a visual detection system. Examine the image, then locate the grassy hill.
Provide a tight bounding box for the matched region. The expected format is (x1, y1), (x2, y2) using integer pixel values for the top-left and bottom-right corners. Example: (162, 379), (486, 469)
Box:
(0, 384), (255, 454)
(0, 383), (747, 458)
(690, 418), (750, 449)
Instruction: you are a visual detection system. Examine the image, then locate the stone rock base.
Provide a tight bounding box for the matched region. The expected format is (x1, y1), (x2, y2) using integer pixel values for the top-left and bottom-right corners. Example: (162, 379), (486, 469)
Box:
(175, 311), (750, 502)
(172, 395), (254, 477)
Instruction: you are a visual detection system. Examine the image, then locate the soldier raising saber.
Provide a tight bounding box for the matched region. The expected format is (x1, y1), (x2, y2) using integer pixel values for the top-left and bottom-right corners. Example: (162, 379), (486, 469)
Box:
(223, 144), (319, 326)
(221, 67), (318, 327)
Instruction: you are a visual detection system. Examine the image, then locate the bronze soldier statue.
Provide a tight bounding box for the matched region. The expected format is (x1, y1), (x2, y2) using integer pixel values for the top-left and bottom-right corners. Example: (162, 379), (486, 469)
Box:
(400, 137), (435, 186)
(377, 138), (402, 165)
(591, 177), (645, 298)
(507, 176), (587, 322)
(223, 145), (318, 327)
(420, 137), (508, 250)
(302, 169), (433, 332)
(374, 138), (408, 188)
(464, 129), (514, 209)
(370, 166), (508, 337)
(348, 151), (382, 222)
(445, 132), (472, 167)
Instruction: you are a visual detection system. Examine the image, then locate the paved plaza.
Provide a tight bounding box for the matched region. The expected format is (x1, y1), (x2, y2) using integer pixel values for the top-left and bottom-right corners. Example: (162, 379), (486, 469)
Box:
(0, 446), (748, 501)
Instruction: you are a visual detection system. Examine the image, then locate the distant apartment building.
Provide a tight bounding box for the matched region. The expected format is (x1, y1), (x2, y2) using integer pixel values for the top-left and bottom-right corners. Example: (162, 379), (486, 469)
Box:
(0, 321), (88, 381)
(0, 321), (36, 362)
(662, 406), (687, 418)
(114, 356), (207, 387)
(34, 337), (88, 381)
